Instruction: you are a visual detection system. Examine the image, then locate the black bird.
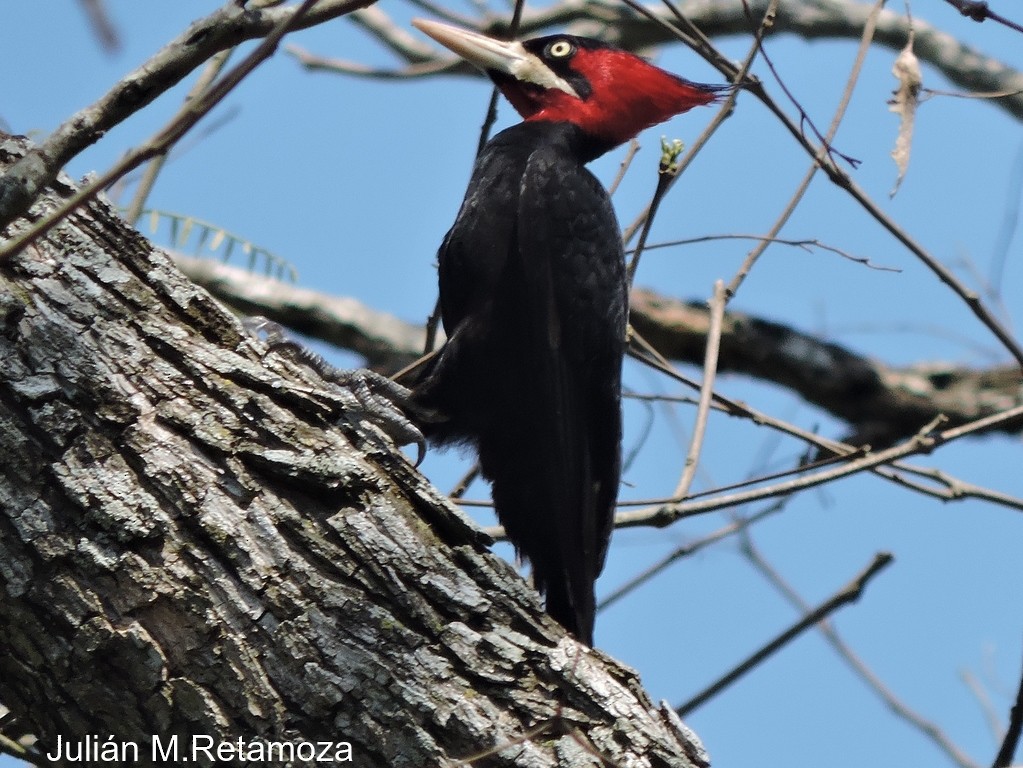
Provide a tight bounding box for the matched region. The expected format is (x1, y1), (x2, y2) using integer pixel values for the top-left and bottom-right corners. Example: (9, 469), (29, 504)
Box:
(412, 19), (721, 644)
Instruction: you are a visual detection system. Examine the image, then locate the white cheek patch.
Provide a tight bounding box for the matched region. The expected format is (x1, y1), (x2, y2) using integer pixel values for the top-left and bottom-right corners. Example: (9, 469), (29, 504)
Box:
(509, 47), (581, 100)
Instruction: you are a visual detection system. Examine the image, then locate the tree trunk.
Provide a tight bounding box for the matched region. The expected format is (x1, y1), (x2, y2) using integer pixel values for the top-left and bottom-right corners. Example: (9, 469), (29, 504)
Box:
(0, 133), (707, 768)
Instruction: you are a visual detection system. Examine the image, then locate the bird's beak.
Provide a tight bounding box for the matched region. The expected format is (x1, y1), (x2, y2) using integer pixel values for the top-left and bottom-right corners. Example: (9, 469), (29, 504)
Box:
(413, 19), (527, 75)
(412, 18), (580, 99)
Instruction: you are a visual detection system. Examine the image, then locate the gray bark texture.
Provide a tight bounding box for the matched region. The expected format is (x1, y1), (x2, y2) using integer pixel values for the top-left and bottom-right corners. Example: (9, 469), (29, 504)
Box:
(0, 133), (709, 767)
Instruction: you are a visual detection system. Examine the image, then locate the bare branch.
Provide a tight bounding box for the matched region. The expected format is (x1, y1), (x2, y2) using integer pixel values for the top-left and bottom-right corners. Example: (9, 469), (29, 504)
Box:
(615, 406), (1023, 527)
(739, 533), (980, 768)
(877, 462), (1023, 511)
(607, 138), (640, 197)
(699, 7), (1023, 366)
(672, 280), (726, 500)
(174, 255), (426, 371)
(634, 233), (900, 272)
(349, 5), (443, 60)
(943, 0), (1023, 35)
(675, 552), (894, 717)
(597, 501), (785, 612)
(0, 0), (339, 263)
(626, 138), (685, 283)
(620, 450), (864, 510)
(992, 648), (1023, 768)
(125, 51), (234, 224)
(0, 0), (372, 230)
(287, 44), (453, 78)
(619, 0), (757, 247)
(725, 0), (885, 298)
(630, 288), (1023, 445)
(179, 262), (1023, 446)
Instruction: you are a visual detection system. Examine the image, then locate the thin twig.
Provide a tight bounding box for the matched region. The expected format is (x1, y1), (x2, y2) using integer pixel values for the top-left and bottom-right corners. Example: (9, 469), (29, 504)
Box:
(869, 462), (1023, 512)
(623, 328), (1023, 518)
(474, 0), (527, 154)
(626, 0), (1023, 366)
(591, 0), (1023, 367)
(614, 405), (1023, 527)
(943, 0), (1023, 35)
(448, 464), (480, 500)
(741, 0), (861, 169)
(404, 0), (477, 27)
(631, 232), (900, 272)
(390, 348), (440, 384)
(992, 647), (1023, 768)
(618, 448), (864, 509)
(125, 49), (234, 224)
(476, 367), (1023, 538)
(0, 0), (331, 263)
(739, 531), (979, 768)
(963, 668), (1006, 745)
(349, 5), (447, 60)
(327, 2), (1023, 121)
(287, 44), (454, 77)
(725, 0), (884, 299)
(597, 500), (785, 612)
(0, 0), (369, 230)
(672, 280), (726, 499)
(989, 141), (1023, 302)
(675, 552), (894, 717)
(607, 138), (640, 197)
(619, 0), (761, 246)
(922, 86), (1023, 101)
(626, 139), (684, 284)
(476, 89), (503, 157)
(625, 336), (854, 456)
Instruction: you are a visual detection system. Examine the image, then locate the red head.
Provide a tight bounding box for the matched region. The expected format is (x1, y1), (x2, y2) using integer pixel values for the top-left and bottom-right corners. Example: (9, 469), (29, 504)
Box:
(413, 19), (724, 153)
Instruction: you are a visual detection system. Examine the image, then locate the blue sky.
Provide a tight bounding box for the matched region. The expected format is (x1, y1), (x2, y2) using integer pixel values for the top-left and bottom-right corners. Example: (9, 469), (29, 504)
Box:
(2, 2), (1021, 767)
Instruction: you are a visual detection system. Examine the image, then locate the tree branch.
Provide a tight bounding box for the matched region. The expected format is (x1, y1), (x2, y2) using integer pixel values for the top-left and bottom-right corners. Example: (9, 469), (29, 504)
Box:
(177, 260), (1023, 448)
(630, 288), (1023, 444)
(943, 0), (1023, 36)
(615, 406), (1023, 527)
(0, 0), (373, 230)
(737, 530), (979, 768)
(992, 648), (1023, 768)
(175, 254), (427, 371)
(676, 552), (894, 717)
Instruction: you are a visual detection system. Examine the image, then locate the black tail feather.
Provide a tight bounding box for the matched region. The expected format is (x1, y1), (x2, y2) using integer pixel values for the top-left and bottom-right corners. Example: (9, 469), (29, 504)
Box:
(540, 567), (596, 646)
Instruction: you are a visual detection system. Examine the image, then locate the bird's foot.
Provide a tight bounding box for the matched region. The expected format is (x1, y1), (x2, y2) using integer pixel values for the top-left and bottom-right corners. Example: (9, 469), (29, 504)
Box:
(242, 316), (427, 465)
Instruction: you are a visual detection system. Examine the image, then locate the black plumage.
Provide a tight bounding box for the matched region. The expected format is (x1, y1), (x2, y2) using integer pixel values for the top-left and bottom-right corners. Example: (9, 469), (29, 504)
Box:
(414, 121), (625, 644)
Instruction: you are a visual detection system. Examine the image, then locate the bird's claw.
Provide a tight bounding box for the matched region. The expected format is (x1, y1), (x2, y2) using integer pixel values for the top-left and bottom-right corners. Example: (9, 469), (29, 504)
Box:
(242, 316), (427, 465)
(335, 368), (428, 467)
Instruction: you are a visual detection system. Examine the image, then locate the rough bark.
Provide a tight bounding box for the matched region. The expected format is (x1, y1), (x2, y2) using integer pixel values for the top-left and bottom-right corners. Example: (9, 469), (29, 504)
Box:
(0, 133), (708, 767)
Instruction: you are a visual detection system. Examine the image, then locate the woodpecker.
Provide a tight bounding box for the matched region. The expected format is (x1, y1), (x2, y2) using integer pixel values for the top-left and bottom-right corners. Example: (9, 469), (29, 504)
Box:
(412, 19), (722, 645)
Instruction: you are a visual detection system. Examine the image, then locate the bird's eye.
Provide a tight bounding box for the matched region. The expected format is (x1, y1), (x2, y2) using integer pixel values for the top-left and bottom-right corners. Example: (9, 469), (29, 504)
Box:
(546, 40), (575, 59)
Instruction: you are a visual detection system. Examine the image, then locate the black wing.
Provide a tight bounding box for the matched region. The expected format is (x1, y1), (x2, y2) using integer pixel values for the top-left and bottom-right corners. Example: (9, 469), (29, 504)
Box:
(493, 142), (625, 643)
(412, 123), (625, 644)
